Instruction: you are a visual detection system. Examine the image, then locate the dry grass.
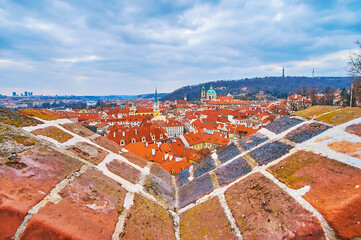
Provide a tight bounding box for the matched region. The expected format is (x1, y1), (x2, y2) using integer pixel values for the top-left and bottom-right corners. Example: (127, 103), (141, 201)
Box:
(18, 108), (64, 120)
(316, 107), (361, 125)
(32, 126), (73, 143)
(0, 108), (43, 127)
(292, 105), (340, 119)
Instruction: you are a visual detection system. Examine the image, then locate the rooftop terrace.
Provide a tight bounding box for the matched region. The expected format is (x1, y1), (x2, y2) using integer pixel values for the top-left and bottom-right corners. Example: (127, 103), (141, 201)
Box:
(0, 106), (361, 239)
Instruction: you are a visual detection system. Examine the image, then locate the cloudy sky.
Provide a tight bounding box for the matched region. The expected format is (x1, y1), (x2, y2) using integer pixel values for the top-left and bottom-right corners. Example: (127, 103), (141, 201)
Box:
(0, 0), (360, 95)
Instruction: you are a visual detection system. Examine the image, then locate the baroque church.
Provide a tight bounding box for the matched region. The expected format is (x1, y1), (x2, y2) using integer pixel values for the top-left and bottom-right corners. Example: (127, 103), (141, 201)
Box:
(201, 84), (217, 103)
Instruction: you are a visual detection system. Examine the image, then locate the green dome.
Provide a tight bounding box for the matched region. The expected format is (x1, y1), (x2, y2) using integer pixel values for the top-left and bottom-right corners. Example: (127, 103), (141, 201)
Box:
(207, 89), (216, 94)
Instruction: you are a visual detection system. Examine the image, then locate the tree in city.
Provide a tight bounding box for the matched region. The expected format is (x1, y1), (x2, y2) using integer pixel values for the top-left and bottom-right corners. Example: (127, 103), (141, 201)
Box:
(347, 40), (361, 105)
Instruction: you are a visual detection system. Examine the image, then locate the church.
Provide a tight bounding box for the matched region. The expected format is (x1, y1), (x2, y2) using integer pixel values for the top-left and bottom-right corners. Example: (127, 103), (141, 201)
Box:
(201, 84), (217, 102)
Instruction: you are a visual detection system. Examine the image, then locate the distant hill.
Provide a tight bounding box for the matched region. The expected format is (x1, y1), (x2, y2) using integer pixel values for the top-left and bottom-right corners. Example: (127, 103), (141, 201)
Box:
(161, 76), (353, 101)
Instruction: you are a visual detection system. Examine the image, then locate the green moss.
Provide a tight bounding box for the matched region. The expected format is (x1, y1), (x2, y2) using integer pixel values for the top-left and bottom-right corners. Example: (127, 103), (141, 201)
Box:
(18, 108), (63, 120)
(316, 107), (361, 125)
(0, 108), (43, 127)
(293, 106), (340, 119)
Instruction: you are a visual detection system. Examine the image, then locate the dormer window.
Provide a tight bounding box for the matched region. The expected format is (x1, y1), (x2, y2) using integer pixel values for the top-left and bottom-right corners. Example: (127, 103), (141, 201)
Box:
(120, 140), (125, 146)
(160, 134), (163, 139)
(142, 137), (146, 142)
(152, 135), (155, 140)
(131, 138), (136, 143)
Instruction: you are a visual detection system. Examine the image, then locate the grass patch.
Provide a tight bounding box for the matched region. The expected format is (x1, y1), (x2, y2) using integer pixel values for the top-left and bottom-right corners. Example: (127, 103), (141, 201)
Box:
(293, 105), (340, 119)
(316, 107), (361, 125)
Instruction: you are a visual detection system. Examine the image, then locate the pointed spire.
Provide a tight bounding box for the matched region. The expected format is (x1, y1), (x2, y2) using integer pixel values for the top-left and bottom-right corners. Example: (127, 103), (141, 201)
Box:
(154, 87), (158, 104)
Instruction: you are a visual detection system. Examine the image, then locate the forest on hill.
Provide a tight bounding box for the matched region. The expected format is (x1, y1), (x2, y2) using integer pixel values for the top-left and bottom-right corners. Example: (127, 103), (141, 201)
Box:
(161, 76), (353, 102)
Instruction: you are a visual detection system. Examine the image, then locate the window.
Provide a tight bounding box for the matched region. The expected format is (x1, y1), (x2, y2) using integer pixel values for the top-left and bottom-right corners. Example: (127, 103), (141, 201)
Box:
(152, 135), (155, 140)
(131, 138), (136, 143)
(160, 134), (163, 139)
(120, 140), (125, 146)
(142, 137), (146, 142)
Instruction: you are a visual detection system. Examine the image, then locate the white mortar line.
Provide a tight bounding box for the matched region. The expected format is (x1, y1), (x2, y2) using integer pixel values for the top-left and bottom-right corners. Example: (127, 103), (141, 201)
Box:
(111, 192), (134, 240)
(170, 211), (180, 240)
(260, 169), (336, 240)
(13, 164), (90, 240)
(218, 194), (243, 240)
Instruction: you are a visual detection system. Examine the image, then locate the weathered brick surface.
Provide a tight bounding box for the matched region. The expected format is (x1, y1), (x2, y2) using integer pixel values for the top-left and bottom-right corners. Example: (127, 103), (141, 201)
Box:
(178, 173), (214, 208)
(68, 142), (109, 165)
(180, 197), (237, 240)
(248, 141), (293, 166)
(150, 163), (172, 186)
(268, 151), (361, 239)
(31, 126), (74, 143)
(328, 141), (361, 160)
(22, 169), (127, 240)
(61, 123), (95, 137)
(193, 157), (216, 178)
(238, 132), (269, 151)
(107, 159), (141, 184)
(264, 117), (302, 134)
(91, 136), (123, 154)
(284, 122), (329, 143)
(225, 172), (325, 240)
(175, 168), (190, 187)
(121, 194), (175, 240)
(143, 175), (174, 208)
(215, 157), (252, 186)
(217, 143), (242, 164)
(0, 146), (82, 239)
(346, 123), (361, 137)
(121, 151), (148, 168)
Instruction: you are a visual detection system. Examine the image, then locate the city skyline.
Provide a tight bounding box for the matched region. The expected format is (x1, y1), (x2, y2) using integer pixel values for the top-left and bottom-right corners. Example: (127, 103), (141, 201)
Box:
(0, 0), (361, 95)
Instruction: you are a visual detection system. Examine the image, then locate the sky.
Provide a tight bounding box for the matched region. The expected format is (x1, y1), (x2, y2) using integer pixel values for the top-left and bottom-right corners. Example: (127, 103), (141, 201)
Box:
(0, 0), (360, 96)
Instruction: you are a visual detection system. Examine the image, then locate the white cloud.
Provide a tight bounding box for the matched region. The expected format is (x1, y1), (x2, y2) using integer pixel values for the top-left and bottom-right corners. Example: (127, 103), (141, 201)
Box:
(55, 55), (101, 63)
(75, 76), (89, 81)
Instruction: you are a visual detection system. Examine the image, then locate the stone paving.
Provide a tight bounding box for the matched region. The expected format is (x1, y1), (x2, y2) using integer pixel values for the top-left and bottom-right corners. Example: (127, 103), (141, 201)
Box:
(0, 107), (361, 239)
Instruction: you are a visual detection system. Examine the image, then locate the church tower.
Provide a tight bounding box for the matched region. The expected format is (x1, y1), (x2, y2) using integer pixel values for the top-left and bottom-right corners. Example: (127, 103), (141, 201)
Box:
(206, 84), (217, 100)
(153, 88), (160, 116)
(201, 85), (206, 103)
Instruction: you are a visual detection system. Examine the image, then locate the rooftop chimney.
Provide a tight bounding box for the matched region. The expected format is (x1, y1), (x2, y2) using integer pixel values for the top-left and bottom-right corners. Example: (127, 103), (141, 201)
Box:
(152, 148), (156, 156)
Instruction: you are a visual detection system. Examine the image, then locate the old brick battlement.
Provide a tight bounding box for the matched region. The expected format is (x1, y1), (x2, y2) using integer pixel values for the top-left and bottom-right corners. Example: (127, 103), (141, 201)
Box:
(0, 107), (361, 239)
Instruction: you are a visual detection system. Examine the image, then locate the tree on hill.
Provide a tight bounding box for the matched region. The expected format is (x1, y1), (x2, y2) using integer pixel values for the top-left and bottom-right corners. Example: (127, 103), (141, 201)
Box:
(347, 41), (361, 106)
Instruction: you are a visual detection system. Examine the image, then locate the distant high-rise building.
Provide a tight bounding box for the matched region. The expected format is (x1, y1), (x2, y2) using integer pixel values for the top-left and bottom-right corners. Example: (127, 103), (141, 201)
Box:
(12, 92), (16, 97)
(312, 68), (315, 78)
(282, 67), (285, 78)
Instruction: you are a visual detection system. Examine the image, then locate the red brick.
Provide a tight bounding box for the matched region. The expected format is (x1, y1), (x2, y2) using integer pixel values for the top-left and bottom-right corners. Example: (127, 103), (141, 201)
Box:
(0, 146), (82, 239)
(120, 194), (175, 240)
(328, 141), (361, 160)
(91, 136), (123, 154)
(68, 142), (109, 165)
(106, 160), (141, 184)
(61, 123), (95, 137)
(21, 169), (127, 240)
(268, 151), (361, 239)
(346, 123), (361, 137)
(180, 197), (237, 240)
(225, 172), (325, 240)
(121, 151), (148, 168)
